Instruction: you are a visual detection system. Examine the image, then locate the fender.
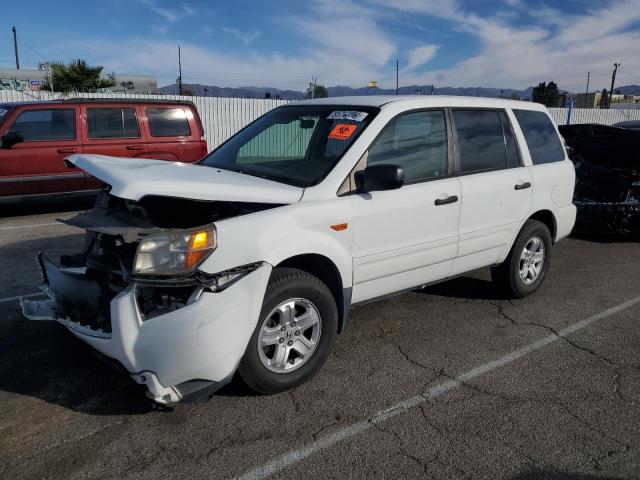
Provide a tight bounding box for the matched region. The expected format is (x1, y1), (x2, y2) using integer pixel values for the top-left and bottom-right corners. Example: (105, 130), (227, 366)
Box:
(199, 198), (354, 289)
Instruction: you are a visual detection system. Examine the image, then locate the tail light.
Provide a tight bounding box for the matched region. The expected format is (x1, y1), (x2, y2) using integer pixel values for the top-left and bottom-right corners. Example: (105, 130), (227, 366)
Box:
(200, 138), (208, 158)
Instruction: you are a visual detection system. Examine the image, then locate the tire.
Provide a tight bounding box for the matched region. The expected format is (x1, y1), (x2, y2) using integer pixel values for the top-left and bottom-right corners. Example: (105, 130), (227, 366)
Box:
(491, 219), (552, 298)
(238, 267), (338, 394)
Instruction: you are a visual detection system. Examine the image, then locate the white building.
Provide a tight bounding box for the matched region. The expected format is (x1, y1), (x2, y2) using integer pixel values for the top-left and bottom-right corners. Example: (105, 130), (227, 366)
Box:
(0, 67), (158, 94)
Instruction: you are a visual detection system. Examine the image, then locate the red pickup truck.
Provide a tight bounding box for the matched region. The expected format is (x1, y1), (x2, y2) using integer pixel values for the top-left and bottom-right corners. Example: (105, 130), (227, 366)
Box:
(0, 98), (207, 203)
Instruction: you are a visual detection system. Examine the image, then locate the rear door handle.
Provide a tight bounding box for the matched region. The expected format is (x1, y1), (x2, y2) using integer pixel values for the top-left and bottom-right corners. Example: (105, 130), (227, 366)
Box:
(434, 195), (459, 206)
(126, 145), (143, 150)
(57, 148), (77, 153)
(514, 182), (531, 190)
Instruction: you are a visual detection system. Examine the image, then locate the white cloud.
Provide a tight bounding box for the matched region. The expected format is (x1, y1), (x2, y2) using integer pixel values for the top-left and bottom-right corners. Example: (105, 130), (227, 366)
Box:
(369, 0), (640, 91)
(47, 0), (640, 92)
(406, 45), (439, 71)
(136, 0), (196, 23)
(221, 27), (262, 46)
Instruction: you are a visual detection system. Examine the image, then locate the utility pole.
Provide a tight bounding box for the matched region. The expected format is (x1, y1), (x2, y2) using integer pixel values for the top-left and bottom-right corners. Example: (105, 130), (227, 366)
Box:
(177, 45), (183, 96)
(395, 59), (398, 95)
(12, 26), (20, 69)
(309, 77), (317, 99)
(608, 62), (621, 109)
(584, 71), (590, 108)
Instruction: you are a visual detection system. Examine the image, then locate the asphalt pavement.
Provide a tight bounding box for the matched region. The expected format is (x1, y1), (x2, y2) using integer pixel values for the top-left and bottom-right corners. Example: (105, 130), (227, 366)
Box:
(1, 202), (639, 480)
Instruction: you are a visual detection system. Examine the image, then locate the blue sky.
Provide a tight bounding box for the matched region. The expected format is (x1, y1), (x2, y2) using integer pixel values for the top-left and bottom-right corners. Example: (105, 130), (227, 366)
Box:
(1, 0), (638, 91)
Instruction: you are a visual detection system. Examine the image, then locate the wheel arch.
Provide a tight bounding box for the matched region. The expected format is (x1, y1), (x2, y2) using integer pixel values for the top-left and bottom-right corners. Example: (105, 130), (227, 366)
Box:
(275, 254), (351, 334)
(528, 209), (557, 242)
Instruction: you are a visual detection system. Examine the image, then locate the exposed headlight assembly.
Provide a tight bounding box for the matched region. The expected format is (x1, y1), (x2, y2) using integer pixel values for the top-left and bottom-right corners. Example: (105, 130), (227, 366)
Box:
(133, 226), (216, 276)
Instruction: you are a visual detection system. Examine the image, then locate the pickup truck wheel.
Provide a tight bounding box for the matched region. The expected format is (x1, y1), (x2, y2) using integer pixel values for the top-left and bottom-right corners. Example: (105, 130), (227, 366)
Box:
(491, 219), (552, 298)
(238, 267), (338, 394)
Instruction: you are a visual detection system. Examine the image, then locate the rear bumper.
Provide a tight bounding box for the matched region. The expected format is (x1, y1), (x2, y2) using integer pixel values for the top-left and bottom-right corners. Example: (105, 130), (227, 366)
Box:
(21, 257), (272, 404)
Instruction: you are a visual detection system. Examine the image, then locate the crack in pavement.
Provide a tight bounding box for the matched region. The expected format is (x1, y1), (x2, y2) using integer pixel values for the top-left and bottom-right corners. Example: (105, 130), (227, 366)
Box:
(489, 301), (637, 405)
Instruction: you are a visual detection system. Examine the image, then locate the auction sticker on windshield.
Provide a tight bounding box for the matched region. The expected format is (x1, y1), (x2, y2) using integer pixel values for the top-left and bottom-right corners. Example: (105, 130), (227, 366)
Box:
(329, 123), (358, 140)
(327, 111), (368, 122)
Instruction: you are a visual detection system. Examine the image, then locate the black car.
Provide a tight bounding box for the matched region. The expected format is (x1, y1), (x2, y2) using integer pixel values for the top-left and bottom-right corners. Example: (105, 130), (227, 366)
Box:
(559, 123), (640, 233)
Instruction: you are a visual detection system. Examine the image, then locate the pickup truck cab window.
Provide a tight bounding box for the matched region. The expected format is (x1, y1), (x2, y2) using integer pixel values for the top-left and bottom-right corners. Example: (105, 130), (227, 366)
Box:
(368, 110), (448, 183)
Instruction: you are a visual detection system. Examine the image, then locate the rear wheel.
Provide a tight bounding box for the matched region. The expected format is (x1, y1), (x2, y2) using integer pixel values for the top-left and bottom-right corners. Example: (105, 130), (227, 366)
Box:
(492, 219), (552, 298)
(238, 267), (338, 394)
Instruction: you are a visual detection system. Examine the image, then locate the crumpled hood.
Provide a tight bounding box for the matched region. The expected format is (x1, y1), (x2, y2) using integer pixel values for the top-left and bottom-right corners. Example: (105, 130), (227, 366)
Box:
(67, 154), (304, 204)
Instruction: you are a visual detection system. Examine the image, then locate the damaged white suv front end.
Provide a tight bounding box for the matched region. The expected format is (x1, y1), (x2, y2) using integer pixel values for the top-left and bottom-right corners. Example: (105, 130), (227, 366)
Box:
(21, 155), (303, 404)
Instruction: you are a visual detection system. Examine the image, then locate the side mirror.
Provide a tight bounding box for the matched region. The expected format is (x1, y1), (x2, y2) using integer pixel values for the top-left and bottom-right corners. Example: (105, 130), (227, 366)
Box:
(1, 131), (24, 149)
(355, 164), (404, 193)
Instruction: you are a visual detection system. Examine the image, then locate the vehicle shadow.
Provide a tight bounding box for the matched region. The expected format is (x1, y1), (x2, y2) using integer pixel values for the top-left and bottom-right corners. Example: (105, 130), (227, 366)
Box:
(511, 468), (625, 480)
(417, 275), (511, 301)
(0, 314), (160, 415)
(0, 195), (95, 218)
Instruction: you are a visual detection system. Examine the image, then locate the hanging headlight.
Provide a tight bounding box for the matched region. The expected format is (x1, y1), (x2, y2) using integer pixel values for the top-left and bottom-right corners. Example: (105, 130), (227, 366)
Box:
(133, 226), (217, 276)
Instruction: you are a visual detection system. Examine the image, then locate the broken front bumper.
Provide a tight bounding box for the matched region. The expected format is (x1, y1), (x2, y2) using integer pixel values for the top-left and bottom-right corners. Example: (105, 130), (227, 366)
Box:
(21, 256), (272, 404)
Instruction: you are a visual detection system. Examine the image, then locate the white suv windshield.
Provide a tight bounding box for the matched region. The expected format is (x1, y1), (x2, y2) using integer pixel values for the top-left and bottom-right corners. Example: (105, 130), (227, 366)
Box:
(200, 105), (378, 187)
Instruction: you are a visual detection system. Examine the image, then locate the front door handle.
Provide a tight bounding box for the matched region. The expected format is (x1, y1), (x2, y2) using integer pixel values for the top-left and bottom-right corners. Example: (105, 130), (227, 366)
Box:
(57, 148), (77, 153)
(514, 181), (531, 190)
(434, 195), (459, 206)
(126, 145), (143, 150)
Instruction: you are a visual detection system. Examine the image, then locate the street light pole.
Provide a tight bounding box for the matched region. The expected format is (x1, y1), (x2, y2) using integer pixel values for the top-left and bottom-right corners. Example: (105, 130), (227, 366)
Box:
(12, 26), (20, 70)
(583, 72), (590, 108)
(177, 45), (183, 96)
(608, 62), (621, 109)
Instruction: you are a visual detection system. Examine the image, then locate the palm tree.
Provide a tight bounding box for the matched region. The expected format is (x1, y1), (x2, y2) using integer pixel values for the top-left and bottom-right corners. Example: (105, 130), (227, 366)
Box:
(41, 59), (116, 93)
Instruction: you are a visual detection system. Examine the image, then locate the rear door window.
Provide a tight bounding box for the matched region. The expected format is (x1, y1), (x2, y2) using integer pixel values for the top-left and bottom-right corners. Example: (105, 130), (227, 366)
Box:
(453, 110), (508, 173)
(513, 109), (565, 164)
(87, 108), (140, 138)
(368, 110), (448, 183)
(146, 108), (191, 137)
(9, 108), (75, 141)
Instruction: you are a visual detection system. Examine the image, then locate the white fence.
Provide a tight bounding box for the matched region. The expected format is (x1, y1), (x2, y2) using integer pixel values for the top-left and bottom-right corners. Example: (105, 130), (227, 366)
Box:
(548, 107), (640, 126)
(2, 90), (640, 151)
(0, 90), (288, 151)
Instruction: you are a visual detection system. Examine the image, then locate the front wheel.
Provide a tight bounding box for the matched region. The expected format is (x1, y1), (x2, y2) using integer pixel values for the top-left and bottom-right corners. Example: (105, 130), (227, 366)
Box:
(238, 267), (338, 394)
(492, 219), (552, 298)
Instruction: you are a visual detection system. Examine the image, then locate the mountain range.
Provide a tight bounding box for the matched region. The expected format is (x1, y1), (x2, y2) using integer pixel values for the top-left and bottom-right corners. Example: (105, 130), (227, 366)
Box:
(159, 83), (640, 100)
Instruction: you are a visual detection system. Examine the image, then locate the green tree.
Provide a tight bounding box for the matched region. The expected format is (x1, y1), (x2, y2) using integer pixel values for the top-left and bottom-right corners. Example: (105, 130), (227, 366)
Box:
(305, 84), (328, 99)
(41, 59), (116, 93)
(531, 81), (561, 107)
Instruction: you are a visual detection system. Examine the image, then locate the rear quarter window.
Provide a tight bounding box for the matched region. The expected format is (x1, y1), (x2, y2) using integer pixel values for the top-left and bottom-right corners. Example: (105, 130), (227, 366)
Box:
(513, 109), (565, 165)
(146, 107), (191, 137)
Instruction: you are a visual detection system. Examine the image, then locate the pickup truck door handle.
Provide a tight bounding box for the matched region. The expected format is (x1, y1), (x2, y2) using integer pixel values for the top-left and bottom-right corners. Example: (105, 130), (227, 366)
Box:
(126, 145), (144, 150)
(57, 148), (77, 153)
(514, 181), (532, 190)
(434, 195), (459, 206)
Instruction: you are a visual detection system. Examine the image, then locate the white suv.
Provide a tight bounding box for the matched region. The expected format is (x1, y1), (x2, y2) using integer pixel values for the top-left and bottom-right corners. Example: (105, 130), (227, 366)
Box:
(22, 96), (576, 404)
